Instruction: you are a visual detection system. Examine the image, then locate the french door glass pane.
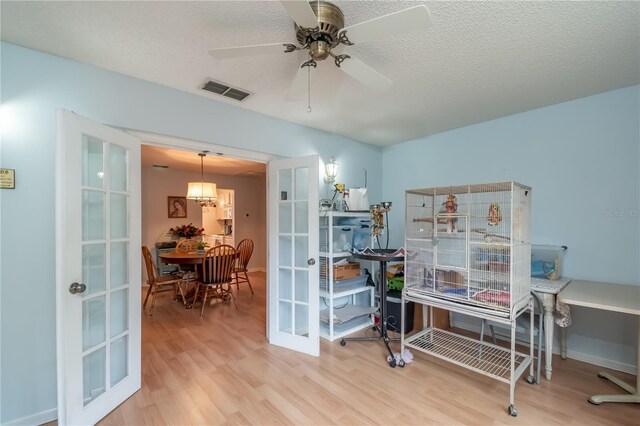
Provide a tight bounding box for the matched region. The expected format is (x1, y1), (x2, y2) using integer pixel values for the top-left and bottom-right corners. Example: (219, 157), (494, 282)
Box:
(109, 144), (128, 191)
(278, 169), (292, 201)
(294, 236), (308, 268)
(110, 289), (128, 337)
(82, 296), (106, 351)
(294, 201), (308, 233)
(83, 347), (106, 406)
(110, 335), (128, 387)
(295, 270), (309, 303)
(82, 190), (105, 241)
(294, 167), (308, 200)
(83, 244), (105, 295)
(110, 193), (128, 239)
(278, 301), (292, 334)
(278, 236), (292, 267)
(278, 268), (292, 301)
(295, 303), (309, 337)
(110, 242), (128, 287)
(82, 135), (104, 189)
(278, 203), (292, 233)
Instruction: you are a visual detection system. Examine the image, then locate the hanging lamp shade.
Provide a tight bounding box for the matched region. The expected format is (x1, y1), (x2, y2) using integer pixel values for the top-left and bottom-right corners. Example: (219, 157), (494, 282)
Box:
(187, 182), (217, 201)
(186, 152), (218, 206)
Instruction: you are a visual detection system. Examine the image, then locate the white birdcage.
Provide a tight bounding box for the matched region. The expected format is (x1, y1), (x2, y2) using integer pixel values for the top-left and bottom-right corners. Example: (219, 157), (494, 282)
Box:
(405, 181), (531, 314)
(402, 182), (534, 416)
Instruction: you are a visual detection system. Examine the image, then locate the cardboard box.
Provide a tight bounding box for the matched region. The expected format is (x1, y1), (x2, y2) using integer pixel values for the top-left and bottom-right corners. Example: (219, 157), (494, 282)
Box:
(435, 269), (465, 290)
(386, 263), (404, 279)
(323, 262), (361, 280)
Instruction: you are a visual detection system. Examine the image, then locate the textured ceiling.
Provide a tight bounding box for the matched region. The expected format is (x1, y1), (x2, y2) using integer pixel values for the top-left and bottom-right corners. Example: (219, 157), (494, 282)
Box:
(141, 145), (266, 176)
(2, 1), (639, 146)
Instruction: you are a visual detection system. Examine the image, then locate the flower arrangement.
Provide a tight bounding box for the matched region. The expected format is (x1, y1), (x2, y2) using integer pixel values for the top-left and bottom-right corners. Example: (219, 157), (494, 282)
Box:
(196, 241), (209, 250)
(169, 223), (205, 239)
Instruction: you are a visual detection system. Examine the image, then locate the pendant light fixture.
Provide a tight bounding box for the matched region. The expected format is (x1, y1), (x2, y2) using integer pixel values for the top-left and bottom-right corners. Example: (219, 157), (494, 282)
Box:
(186, 151), (217, 207)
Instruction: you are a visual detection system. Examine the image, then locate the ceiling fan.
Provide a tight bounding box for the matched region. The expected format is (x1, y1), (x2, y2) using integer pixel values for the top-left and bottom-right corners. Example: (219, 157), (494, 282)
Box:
(209, 0), (431, 100)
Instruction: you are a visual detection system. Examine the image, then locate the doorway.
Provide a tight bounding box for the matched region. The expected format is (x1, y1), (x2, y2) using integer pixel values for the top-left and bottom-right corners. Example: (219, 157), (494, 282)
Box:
(138, 138), (268, 329)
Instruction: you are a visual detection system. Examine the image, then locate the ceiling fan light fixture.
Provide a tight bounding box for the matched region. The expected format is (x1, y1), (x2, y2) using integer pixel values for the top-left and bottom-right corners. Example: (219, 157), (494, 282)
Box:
(295, 1), (344, 55)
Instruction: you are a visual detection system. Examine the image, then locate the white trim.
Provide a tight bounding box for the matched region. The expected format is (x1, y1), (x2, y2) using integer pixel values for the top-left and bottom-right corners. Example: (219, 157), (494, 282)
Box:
(248, 267), (267, 273)
(564, 349), (636, 375)
(126, 130), (277, 164)
(54, 109), (68, 424)
(4, 407), (57, 426)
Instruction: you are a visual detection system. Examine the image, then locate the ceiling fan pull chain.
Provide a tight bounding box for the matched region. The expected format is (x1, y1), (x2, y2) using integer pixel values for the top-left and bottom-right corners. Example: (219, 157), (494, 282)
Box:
(307, 65), (312, 113)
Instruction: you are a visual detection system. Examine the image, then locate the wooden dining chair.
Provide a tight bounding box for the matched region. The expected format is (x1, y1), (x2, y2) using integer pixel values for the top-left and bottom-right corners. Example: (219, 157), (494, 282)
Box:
(193, 245), (237, 317)
(232, 239), (254, 294)
(142, 246), (185, 316)
(175, 238), (199, 291)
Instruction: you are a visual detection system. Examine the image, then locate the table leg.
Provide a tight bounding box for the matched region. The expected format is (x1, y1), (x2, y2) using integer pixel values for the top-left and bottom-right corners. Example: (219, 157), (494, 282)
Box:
(588, 317), (640, 405)
(538, 292), (555, 381)
(560, 326), (567, 359)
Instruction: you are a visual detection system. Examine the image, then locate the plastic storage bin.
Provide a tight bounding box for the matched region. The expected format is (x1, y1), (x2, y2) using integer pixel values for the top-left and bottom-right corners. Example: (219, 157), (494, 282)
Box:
(320, 225), (354, 252)
(531, 244), (567, 280)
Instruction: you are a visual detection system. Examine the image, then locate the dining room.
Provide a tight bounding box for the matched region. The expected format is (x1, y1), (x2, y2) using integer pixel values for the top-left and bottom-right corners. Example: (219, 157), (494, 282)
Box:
(140, 144), (267, 319)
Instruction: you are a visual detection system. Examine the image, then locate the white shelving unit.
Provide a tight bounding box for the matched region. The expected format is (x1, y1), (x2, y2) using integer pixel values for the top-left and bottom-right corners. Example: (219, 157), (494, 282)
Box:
(319, 212), (375, 341)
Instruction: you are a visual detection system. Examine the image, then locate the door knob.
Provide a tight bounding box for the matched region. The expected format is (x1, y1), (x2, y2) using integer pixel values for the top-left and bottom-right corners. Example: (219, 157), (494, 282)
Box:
(307, 258), (316, 266)
(69, 282), (87, 294)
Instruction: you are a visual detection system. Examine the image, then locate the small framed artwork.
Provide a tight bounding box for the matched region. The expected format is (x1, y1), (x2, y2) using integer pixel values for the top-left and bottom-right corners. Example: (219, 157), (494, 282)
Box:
(168, 196), (187, 218)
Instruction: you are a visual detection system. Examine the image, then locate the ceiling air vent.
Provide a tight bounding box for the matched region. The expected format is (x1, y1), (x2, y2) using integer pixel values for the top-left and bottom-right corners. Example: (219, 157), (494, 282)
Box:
(201, 79), (251, 102)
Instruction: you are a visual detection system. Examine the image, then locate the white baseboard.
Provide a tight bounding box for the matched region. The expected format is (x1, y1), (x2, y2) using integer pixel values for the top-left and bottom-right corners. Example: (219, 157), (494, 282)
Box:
(4, 407), (57, 426)
(451, 317), (636, 375)
(564, 349), (636, 375)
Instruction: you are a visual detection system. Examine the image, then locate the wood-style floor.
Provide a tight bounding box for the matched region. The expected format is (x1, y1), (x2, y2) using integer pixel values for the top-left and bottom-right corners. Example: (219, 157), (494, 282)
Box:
(99, 273), (639, 425)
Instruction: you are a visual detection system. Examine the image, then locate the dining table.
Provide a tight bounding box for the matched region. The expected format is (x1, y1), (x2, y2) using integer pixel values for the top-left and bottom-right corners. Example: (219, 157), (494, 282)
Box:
(159, 251), (207, 309)
(159, 250), (237, 308)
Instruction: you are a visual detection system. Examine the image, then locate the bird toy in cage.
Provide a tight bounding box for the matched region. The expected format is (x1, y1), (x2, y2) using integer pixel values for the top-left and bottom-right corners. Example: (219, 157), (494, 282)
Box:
(370, 201), (392, 236)
(487, 203), (503, 226)
(443, 193), (458, 233)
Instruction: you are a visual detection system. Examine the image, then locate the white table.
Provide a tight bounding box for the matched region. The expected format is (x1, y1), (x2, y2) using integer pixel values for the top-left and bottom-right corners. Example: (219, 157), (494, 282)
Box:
(530, 277), (572, 380)
(558, 280), (640, 405)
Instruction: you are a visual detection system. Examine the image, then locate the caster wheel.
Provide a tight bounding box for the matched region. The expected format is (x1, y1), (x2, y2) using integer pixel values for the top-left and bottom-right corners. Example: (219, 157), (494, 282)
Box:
(526, 375), (535, 384)
(398, 360), (405, 368)
(508, 405), (517, 417)
(389, 360), (396, 368)
(340, 339), (346, 347)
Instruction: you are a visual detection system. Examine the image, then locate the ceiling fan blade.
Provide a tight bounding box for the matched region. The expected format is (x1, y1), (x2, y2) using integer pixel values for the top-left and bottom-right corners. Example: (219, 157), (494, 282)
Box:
(339, 56), (393, 91)
(280, 1), (318, 28)
(209, 42), (292, 59)
(339, 5), (431, 45)
(286, 62), (311, 101)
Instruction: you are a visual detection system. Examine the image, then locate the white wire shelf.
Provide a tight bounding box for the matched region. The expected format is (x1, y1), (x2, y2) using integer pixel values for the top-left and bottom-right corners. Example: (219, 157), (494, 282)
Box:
(404, 327), (532, 384)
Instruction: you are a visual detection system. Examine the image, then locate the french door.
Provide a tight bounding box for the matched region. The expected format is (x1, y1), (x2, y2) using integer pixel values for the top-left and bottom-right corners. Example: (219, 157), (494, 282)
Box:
(56, 110), (141, 424)
(267, 155), (320, 356)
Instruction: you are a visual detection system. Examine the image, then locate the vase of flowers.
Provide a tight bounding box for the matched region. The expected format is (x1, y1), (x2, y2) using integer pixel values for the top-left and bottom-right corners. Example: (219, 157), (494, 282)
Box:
(196, 241), (209, 253)
(169, 223), (205, 239)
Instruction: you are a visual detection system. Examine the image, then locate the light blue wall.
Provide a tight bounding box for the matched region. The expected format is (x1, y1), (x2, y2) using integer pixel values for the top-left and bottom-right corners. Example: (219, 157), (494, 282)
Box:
(0, 42), (382, 423)
(382, 85), (640, 369)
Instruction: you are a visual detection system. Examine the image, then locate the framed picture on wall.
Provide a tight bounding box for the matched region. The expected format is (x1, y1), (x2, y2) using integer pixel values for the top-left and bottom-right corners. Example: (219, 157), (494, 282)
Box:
(168, 196), (187, 218)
